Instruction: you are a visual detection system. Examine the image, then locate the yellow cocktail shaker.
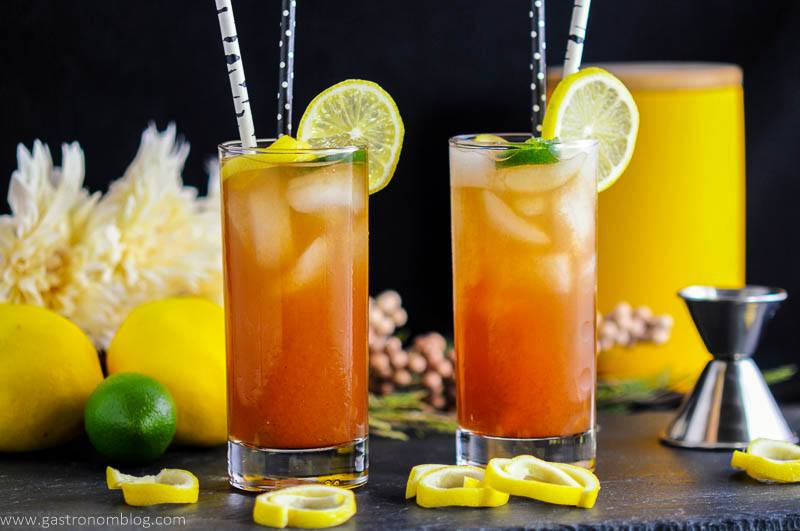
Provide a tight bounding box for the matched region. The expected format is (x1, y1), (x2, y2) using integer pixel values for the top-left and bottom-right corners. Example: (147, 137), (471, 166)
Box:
(554, 63), (746, 390)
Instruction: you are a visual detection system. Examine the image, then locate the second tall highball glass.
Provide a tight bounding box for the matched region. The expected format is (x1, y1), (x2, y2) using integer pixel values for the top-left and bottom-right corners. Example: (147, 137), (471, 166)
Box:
(450, 135), (598, 468)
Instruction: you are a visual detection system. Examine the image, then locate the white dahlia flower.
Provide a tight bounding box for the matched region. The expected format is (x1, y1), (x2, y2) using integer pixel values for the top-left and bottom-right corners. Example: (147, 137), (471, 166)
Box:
(0, 123), (223, 348)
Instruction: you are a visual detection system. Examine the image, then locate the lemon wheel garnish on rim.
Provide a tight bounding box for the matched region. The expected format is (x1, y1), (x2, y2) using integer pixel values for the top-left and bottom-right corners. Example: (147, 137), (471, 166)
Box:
(542, 67), (639, 192)
(106, 466), (199, 506)
(483, 455), (600, 509)
(252, 485), (356, 529)
(731, 438), (800, 483)
(297, 79), (404, 194)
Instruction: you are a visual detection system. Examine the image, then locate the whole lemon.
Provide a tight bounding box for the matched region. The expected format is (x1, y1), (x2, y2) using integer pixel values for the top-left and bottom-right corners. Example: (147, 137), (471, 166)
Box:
(106, 298), (226, 446)
(0, 304), (103, 451)
(84, 372), (177, 462)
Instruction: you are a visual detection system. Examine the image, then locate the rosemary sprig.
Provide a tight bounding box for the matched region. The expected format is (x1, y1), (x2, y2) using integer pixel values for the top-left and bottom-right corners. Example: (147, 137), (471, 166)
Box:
(369, 391), (456, 440)
(763, 364), (797, 385)
(596, 371), (672, 410)
(368, 365), (798, 439)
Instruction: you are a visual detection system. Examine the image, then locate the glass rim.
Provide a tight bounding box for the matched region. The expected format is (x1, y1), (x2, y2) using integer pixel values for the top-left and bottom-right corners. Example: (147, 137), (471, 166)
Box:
(219, 138), (364, 156)
(679, 285), (788, 303)
(449, 133), (599, 150)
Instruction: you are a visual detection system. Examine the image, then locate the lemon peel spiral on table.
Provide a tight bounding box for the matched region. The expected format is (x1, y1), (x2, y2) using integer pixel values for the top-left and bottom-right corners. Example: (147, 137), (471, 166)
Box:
(405, 464), (446, 499)
(484, 455), (600, 508)
(405, 464), (509, 508)
(106, 466), (199, 506)
(252, 485), (356, 528)
(731, 438), (800, 483)
(406, 456), (600, 510)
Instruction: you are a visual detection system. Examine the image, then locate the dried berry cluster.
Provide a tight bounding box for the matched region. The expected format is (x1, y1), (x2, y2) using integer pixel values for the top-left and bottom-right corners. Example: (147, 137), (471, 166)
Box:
(368, 291), (456, 411)
(369, 291), (675, 411)
(368, 290), (407, 338)
(597, 302), (674, 352)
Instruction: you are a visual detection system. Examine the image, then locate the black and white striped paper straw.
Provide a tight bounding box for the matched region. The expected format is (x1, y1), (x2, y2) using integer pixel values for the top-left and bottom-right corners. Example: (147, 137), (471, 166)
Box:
(563, 0), (592, 75)
(530, 0), (547, 134)
(276, 0), (297, 137)
(215, 0), (256, 147)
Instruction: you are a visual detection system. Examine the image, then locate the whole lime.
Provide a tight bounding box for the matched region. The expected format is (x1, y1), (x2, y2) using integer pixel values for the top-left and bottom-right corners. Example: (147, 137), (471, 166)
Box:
(84, 373), (177, 462)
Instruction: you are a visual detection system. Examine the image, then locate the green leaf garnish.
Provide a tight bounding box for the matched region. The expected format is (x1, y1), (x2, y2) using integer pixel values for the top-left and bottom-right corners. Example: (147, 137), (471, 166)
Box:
(313, 149), (367, 164)
(495, 137), (559, 168)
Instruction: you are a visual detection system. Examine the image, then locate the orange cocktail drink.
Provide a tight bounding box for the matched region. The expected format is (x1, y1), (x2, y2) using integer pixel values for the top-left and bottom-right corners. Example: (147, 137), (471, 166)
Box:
(450, 135), (598, 467)
(219, 141), (368, 490)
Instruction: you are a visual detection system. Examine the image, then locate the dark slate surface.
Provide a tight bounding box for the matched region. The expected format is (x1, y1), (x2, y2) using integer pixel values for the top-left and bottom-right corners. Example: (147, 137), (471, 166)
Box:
(1, 409), (800, 530)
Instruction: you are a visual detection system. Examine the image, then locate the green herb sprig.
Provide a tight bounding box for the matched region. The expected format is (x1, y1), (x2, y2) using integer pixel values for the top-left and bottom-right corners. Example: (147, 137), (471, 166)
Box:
(368, 366), (798, 439)
(495, 137), (560, 168)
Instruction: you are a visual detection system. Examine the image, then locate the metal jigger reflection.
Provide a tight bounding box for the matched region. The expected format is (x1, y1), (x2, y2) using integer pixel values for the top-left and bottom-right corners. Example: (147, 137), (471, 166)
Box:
(661, 285), (796, 449)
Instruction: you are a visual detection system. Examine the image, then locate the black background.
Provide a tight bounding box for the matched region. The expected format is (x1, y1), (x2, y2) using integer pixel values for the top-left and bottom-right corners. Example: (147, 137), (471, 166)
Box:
(1, 1), (798, 399)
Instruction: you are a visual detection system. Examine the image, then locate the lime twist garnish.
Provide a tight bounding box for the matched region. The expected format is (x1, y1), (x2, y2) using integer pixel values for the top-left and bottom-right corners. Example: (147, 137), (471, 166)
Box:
(542, 66), (639, 192)
(297, 79), (404, 194)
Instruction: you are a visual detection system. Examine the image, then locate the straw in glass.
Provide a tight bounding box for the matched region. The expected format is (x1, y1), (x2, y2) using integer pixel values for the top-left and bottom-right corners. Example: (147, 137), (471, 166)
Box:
(563, 0), (592, 76)
(529, 0), (547, 134)
(276, 0), (297, 137)
(215, 0), (256, 147)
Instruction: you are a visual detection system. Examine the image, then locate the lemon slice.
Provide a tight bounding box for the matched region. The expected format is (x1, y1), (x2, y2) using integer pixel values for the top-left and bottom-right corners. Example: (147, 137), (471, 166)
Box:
(731, 438), (800, 483)
(297, 79), (404, 194)
(221, 135), (313, 181)
(405, 464), (446, 499)
(106, 466), (141, 489)
(542, 67), (639, 192)
(253, 485), (356, 529)
(484, 455), (600, 508)
(106, 466), (199, 506)
(414, 465), (509, 508)
(473, 134), (508, 144)
(551, 462), (601, 509)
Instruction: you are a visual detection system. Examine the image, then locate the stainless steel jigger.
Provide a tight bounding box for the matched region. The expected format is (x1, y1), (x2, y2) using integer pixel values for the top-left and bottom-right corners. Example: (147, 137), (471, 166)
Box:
(661, 285), (796, 449)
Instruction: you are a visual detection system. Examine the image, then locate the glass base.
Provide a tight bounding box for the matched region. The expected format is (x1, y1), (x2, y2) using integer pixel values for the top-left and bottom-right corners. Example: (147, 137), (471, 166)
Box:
(456, 427), (596, 470)
(228, 437), (368, 491)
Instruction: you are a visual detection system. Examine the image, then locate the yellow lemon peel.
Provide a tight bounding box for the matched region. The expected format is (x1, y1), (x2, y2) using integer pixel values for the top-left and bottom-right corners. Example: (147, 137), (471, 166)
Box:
(413, 465), (509, 508)
(253, 485), (356, 529)
(405, 464), (446, 499)
(731, 438), (800, 483)
(106, 466), (198, 506)
(483, 455), (600, 508)
(221, 135), (314, 181)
